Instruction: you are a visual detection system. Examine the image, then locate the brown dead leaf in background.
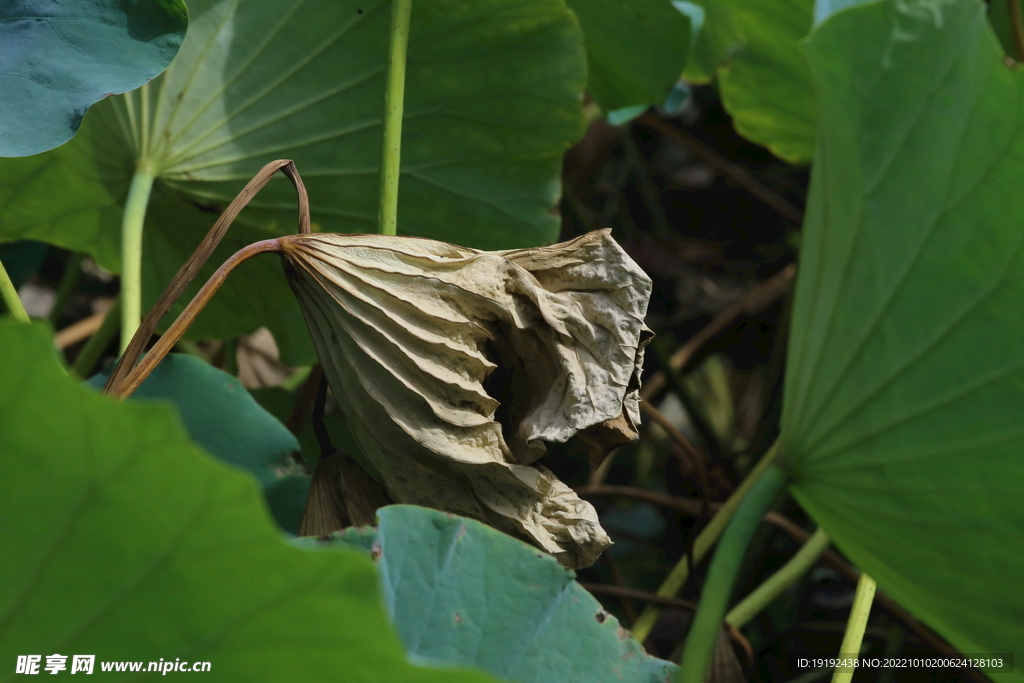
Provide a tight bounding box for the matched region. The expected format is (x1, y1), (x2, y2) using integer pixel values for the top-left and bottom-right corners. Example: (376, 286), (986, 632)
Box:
(236, 327), (294, 388)
(280, 229), (652, 568)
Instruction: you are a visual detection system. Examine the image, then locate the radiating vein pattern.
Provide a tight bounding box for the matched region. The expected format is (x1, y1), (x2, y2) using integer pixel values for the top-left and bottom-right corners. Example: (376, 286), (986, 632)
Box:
(782, 0), (1024, 658)
(116, 0), (585, 248)
(0, 0), (588, 366)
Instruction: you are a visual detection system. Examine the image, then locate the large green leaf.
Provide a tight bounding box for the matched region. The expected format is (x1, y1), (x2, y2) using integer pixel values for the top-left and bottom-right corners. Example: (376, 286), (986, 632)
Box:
(0, 0), (187, 157)
(0, 321), (498, 683)
(87, 353), (298, 486)
(565, 0), (694, 113)
(682, 0), (815, 163)
(0, 0), (586, 363)
(781, 0), (1024, 660)
(334, 506), (676, 683)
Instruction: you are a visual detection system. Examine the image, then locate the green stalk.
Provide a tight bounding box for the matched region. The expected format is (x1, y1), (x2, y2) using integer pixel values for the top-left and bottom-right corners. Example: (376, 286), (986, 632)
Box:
(120, 165), (156, 353)
(725, 527), (829, 628)
(0, 256), (30, 322)
(631, 440), (782, 642)
(49, 253), (84, 325)
(378, 0), (414, 236)
(830, 573), (877, 683)
(73, 297), (121, 378)
(676, 464), (787, 683)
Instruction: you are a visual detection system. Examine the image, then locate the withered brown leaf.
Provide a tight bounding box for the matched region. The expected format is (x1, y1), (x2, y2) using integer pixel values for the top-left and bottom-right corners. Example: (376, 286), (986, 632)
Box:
(280, 229), (652, 568)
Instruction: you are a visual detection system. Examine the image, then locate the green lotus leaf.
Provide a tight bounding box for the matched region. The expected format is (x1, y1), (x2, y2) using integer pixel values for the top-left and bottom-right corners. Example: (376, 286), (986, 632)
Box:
(0, 0), (586, 363)
(0, 320), (499, 683)
(781, 0), (1024, 658)
(682, 0), (815, 163)
(0, 0), (187, 157)
(263, 475), (311, 536)
(565, 0), (695, 113)
(333, 505), (676, 683)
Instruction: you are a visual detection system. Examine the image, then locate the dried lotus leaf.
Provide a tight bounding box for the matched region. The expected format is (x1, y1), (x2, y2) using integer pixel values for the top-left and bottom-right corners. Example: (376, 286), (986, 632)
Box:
(280, 229), (652, 569)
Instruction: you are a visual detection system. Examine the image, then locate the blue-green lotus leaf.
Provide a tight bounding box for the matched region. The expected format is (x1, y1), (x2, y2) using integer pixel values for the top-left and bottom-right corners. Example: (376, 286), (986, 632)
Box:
(0, 0), (187, 157)
(333, 505), (676, 683)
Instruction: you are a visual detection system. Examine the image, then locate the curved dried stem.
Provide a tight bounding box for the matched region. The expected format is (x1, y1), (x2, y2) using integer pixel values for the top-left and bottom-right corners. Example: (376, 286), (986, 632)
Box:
(104, 159), (309, 395)
(107, 239), (283, 399)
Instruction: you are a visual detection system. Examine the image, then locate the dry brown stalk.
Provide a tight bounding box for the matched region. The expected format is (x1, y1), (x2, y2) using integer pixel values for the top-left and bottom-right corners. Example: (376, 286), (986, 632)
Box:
(106, 239), (284, 399)
(104, 159), (309, 396)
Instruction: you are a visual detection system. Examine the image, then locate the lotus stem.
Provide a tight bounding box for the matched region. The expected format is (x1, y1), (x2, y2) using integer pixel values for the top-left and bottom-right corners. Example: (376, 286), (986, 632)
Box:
(831, 573), (877, 683)
(631, 440), (782, 643)
(378, 0), (414, 236)
(108, 239), (283, 399)
(120, 164), (156, 352)
(676, 464), (787, 683)
(0, 256), (29, 323)
(725, 527), (830, 628)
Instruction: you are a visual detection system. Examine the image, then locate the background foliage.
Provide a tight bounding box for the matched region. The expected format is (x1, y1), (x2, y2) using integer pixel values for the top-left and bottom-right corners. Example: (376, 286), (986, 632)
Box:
(2, 0), (1023, 681)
